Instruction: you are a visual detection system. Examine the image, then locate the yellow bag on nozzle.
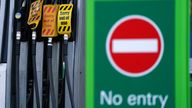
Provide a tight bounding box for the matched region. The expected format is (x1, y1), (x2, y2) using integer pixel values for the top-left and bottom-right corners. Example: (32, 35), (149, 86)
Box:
(42, 5), (59, 37)
(57, 4), (73, 37)
(27, 0), (44, 30)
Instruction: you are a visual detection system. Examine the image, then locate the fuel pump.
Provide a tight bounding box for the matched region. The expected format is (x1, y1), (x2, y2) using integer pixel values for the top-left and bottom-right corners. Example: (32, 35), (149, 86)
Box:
(15, 0), (28, 108)
(27, 0), (44, 107)
(41, 0), (59, 107)
(57, 1), (75, 108)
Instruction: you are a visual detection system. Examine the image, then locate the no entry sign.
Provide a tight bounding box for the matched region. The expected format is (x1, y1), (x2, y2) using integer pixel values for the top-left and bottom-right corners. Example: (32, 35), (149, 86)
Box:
(106, 15), (164, 77)
(86, 0), (190, 108)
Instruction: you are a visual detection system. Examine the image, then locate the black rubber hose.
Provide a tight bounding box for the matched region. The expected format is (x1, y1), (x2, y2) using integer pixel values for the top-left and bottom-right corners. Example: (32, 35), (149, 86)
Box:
(32, 40), (41, 108)
(64, 56), (75, 108)
(63, 40), (75, 108)
(15, 40), (20, 108)
(60, 71), (65, 108)
(59, 43), (65, 108)
(71, 0), (77, 41)
(47, 44), (57, 108)
(15, 1), (24, 107)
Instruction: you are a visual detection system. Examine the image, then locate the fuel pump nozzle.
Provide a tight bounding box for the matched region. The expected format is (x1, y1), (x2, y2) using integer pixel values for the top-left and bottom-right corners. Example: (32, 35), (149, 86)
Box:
(15, 0), (27, 108)
(57, 3), (75, 108)
(41, 0), (59, 107)
(27, 0), (44, 108)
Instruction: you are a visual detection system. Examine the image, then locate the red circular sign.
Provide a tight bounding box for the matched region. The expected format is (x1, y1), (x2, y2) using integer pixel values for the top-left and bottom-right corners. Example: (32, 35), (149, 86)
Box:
(106, 15), (164, 77)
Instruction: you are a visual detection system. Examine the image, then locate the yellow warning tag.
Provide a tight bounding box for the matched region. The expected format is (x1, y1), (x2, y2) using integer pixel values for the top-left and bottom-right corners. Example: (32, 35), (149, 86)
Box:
(57, 4), (73, 37)
(42, 5), (58, 37)
(27, 0), (43, 30)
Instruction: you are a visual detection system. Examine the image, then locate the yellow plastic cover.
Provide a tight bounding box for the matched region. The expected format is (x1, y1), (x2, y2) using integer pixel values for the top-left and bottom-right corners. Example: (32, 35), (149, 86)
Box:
(57, 4), (73, 37)
(27, 0), (43, 30)
(42, 5), (58, 37)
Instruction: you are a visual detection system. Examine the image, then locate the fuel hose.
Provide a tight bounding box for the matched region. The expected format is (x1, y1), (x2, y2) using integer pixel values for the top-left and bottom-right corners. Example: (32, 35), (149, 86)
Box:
(28, 0), (44, 107)
(15, 0), (25, 107)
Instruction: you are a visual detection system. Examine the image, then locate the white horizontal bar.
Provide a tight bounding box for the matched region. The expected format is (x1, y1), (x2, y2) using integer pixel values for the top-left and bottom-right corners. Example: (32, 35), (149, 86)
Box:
(112, 39), (158, 53)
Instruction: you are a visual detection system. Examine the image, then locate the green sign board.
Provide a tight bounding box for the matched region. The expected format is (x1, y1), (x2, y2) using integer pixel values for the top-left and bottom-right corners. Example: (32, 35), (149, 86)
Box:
(86, 0), (190, 108)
